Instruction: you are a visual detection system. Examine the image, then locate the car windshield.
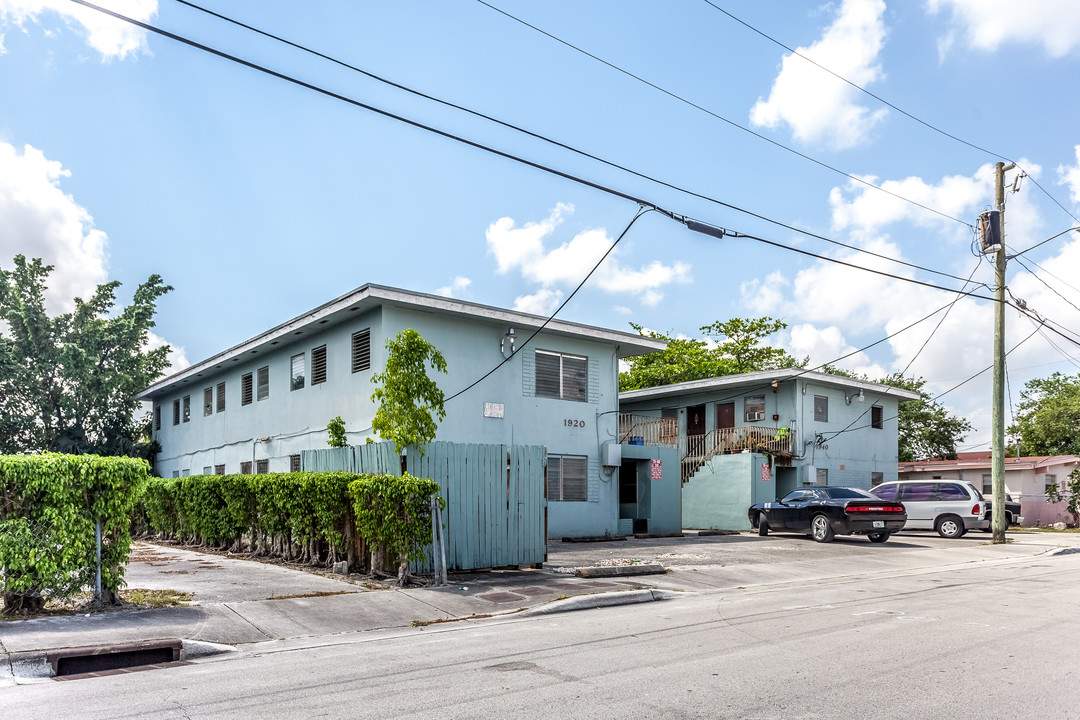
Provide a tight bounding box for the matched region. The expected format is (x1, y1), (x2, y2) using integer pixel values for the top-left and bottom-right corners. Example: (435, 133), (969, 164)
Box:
(820, 487), (874, 499)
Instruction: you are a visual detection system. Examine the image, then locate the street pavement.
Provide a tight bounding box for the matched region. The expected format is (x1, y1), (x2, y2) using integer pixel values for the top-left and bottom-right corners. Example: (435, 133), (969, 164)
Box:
(3, 528), (1079, 684)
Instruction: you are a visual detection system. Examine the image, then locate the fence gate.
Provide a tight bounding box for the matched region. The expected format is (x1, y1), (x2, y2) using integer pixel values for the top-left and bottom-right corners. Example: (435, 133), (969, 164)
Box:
(409, 442), (546, 571)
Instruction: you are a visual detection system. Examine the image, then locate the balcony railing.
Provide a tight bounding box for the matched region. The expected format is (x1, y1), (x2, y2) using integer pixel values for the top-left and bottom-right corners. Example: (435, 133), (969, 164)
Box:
(681, 426), (794, 483)
(618, 414), (678, 447)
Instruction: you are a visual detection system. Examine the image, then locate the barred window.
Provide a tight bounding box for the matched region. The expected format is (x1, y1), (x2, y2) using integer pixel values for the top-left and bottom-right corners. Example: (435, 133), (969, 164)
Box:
(241, 373), (253, 405)
(182, 395), (191, 423)
(203, 387), (213, 416)
(535, 350), (587, 402)
(240, 461), (252, 475)
(255, 459), (269, 474)
(814, 395), (829, 422)
(214, 464), (226, 475)
(311, 345), (327, 385)
(291, 352), (305, 391)
(289, 454), (301, 472)
(256, 365), (269, 401)
(216, 381), (226, 412)
(548, 454), (588, 502)
(351, 329), (371, 373)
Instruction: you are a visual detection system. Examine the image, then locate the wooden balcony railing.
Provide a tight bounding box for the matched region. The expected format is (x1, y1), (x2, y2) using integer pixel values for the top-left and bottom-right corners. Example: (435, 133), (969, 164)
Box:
(681, 426), (794, 483)
(618, 414), (678, 447)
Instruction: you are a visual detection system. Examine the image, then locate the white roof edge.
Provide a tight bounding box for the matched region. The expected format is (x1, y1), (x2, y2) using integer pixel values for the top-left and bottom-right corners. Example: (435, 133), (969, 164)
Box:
(137, 283), (666, 399)
(619, 367), (923, 402)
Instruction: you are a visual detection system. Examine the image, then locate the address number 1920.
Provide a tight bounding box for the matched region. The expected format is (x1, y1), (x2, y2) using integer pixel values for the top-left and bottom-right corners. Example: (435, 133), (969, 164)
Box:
(564, 418), (586, 428)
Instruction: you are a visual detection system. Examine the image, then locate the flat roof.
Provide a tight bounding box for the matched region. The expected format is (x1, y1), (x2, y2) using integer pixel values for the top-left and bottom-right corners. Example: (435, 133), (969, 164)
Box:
(619, 367), (922, 403)
(899, 455), (1080, 472)
(138, 283), (666, 400)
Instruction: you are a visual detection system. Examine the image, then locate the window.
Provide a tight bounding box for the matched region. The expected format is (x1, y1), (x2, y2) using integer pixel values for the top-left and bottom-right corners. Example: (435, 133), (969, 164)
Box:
(181, 469), (190, 477)
(182, 395), (191, 423)
(241, 373), (253, 405)
(351, 329), (371, 373)
(216, 382), (226, 412)
(937, 483), (969, 501)
(311, 345), (327, 385)
(291, 353), (305, 391)
(257, 366), (269, 401)
(1046, 474), (1058, 494)
(154, 406), (161, 431)
(548, 455), (587, 501)
(899, 483), (935, 502)
(203, 387), (213, 416)
(289, 454), (301, 472)
(256, 459), (269, 474)
(871, 405), (883, 429)
(535, 350), (587, 402)
(202, 466), (212, 475)
(171, 470), (179, 478)
(240, 461), (252, 475)
(815, 467), (828, 485)
(982, 474), (992, 494)
(172, 399), (180, 425)
(871, 472), (884, 487)
(214, 464), (225, 475)
(814, 395), (829, 422)
(744, 395), (765, 422)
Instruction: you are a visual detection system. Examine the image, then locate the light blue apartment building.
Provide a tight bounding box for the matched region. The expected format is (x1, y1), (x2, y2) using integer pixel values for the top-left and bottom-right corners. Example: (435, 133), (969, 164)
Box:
(137, 284), (667, 539)
(618, 369), (920, 530)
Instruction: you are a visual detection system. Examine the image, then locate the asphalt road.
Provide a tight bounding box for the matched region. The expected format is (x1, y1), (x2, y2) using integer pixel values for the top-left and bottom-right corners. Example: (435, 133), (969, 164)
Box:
(5, 534), (1080, 719)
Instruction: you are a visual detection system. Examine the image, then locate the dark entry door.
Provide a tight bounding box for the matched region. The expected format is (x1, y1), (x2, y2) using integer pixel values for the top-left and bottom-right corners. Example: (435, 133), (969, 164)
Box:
(717, 403), (735, 430)
(687, 404), (706, 436)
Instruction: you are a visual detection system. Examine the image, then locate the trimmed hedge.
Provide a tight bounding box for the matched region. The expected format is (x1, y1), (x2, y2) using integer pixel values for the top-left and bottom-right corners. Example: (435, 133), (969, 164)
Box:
(0, 453), (149, 611)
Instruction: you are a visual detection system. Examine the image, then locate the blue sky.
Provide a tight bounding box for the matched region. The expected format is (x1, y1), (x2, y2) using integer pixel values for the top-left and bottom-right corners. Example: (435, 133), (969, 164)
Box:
(3, 0), (1080, 449)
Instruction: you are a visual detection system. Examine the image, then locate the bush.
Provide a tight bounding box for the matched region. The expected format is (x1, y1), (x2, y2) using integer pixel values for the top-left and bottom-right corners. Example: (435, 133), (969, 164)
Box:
(349, 472), (443, 569)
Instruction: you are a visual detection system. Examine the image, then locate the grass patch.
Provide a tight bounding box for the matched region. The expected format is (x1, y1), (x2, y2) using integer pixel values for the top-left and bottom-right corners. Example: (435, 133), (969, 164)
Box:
(267, 590), (358, 600)
(122, 588), (194, 608)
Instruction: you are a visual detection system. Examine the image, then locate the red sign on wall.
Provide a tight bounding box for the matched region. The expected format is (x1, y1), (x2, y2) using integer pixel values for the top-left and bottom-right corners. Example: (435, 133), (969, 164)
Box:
(650, 459), (662, 480)
(761, 463), (771, 482)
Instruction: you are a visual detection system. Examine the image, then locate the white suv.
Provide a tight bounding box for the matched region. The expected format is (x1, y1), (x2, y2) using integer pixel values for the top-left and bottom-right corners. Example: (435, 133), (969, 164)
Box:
(870, 480), (988, 538)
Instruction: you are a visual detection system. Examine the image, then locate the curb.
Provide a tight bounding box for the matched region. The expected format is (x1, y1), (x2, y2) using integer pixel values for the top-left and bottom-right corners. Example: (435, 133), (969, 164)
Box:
(574, 564), (667, 578)
(520, 588), (686, 616)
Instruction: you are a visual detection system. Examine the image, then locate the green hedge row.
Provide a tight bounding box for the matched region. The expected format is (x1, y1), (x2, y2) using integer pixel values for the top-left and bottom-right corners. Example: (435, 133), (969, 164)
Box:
(0, 453), (149, 611)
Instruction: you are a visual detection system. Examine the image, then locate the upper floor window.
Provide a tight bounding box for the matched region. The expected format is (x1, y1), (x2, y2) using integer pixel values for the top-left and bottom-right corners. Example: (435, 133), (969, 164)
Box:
(182, 395), (191, 423)
(172, 399), (180, 425)
(216, 381), (226, 412)
(312, 345), (327, 385)
(256, 365), (269, 401)
(352, 329), (371, 373)
(548, 454), (587, 501)
(154, 406), (161, 431)
(241, 373), (253, 405)
(816, 467), (828, 485)
(871, 405), (883, 429)
(814, 395), (829, 422)
(291, 353), (306, 391)
(203, 387), (213, 416)
(871, 471), (884, 487)
(744, 395), (765, 422)
(1046, 474), (1058, 494)
(536, 350), (587, 402)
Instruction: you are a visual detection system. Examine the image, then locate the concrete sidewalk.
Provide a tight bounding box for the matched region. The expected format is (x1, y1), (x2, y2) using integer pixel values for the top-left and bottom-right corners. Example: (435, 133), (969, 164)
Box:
(3, 529), (1079, 683)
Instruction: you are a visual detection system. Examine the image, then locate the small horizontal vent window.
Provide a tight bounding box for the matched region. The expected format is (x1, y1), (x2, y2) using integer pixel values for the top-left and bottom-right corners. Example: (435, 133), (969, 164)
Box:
(352, 329), (371, 373)
(312, 345), (327, 385)
(241, 373), (253, 406)
(256, 366), (269, 401)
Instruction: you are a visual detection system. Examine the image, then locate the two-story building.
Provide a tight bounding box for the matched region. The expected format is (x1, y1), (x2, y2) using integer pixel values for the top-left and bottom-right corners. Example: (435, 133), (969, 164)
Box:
(618, 368), (920, 530)
(137, 284), (670, 539)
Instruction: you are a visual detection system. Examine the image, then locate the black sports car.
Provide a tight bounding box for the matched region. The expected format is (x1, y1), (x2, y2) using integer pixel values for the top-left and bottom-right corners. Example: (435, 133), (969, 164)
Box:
(749, 487), (907, 543)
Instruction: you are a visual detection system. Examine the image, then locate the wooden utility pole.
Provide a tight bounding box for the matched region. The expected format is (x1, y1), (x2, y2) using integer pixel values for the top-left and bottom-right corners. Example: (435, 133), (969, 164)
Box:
(991, 161), (1013, 544)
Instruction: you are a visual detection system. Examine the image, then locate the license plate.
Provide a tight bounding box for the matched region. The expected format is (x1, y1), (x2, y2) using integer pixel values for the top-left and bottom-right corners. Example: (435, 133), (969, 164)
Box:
(872, 520), (885, 528)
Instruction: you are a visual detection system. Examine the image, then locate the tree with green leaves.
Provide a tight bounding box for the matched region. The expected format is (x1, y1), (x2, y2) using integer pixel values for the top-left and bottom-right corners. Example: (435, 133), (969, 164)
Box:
(619, 317), (803, 391)
(326, 416), (349, 448)
(0, 255), (172, 459)
(1007, 372), (1080, 457)
(370, 329), (447, 454)
(878, 373), (972, 462)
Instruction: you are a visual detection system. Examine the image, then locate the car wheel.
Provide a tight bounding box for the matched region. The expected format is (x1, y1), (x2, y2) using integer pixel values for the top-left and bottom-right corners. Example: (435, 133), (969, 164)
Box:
(758, 513), (769, 536)
(810, 514), (834, 543)
(867, 532), (890, 543)
(936, 515), (964, 538)
(1006, 512), (1014, 526)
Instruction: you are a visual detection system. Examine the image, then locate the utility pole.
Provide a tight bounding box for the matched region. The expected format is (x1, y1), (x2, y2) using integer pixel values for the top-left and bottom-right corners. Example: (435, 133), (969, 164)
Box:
(991, 161), (1013, 544)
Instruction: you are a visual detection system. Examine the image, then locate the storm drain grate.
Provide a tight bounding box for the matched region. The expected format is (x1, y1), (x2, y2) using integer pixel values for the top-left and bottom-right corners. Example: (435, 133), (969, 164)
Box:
(49, 639), (183, 678)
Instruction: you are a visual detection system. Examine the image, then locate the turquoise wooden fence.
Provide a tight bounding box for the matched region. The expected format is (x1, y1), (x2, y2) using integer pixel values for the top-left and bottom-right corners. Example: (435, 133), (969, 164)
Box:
(301, 443), (402, 475)
(409, 442), (547, 571)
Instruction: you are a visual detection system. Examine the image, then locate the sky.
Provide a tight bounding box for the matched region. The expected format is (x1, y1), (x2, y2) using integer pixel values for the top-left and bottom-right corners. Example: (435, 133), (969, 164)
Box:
(2, 0), (1080, 451)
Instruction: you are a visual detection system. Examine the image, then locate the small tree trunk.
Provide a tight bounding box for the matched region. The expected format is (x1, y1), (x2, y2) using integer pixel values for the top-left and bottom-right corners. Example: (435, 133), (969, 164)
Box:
(397, 560), (410, 587)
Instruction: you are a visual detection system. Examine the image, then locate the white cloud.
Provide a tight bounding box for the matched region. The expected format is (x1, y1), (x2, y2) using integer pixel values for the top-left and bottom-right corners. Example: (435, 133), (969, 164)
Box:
(486, 204), (691, 308)
(783, 323), (886, 378)
(1058, 146), (1080, 205)
(0, 141), (108, 312)
(147, 330), (188, 372)
(928, 0), (1080, 57)
(435, 275), (471, 298)
(829, 167), (989, 233)
(0, 0), (156, 60)
(513, 287), (562, 316)
(749, 0), (888, 150)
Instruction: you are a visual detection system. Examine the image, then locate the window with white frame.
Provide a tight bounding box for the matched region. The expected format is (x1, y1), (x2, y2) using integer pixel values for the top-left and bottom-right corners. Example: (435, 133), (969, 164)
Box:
(744, 395), (765, 422)
(257, 365), (269, 401)
(202, 466), (212, 475)
(1046, 474), (1058, 495)
(291, 353), (305, 391)
(548, 454), (588, 501)
(814, 395), (828, 422)
(982, 474), (992, 494)
(535, 350), (587, 402)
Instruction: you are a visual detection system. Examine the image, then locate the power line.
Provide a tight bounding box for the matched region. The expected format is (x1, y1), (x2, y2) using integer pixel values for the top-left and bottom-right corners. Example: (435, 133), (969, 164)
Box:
(476, 0), (974, 229)
(170, 0), (984, 290)
(1010, 227), (1080, 258)
(698, 1), (1080, 228)
(1011, 256), (1080, 318)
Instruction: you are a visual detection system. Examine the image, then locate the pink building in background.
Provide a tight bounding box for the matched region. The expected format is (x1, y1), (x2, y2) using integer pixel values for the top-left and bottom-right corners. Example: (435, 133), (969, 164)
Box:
(898, 452), (1080, 527)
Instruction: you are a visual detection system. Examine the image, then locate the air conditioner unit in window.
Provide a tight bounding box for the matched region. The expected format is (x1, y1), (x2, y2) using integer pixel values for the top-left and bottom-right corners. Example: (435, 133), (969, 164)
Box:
(745, 411), (765, 422)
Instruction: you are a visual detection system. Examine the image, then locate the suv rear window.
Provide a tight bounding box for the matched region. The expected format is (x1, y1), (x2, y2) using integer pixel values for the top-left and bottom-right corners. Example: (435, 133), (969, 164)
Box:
(870, 485), (897, 501)
(936, 483), (969, 501)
